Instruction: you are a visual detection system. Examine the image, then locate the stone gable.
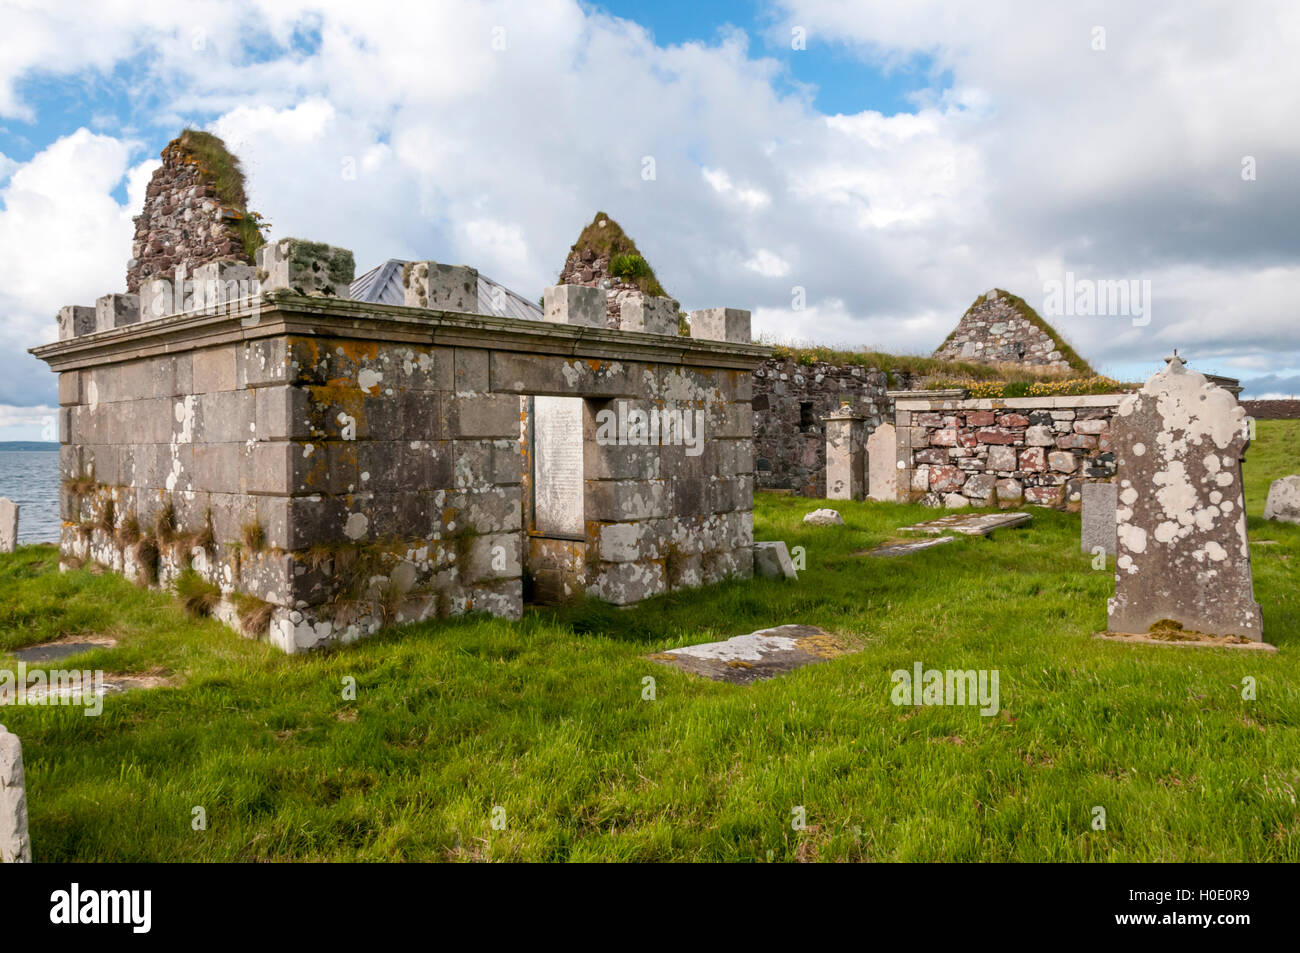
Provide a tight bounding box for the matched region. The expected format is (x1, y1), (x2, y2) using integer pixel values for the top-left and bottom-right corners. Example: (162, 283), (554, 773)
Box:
(933, 289), (1082, 375)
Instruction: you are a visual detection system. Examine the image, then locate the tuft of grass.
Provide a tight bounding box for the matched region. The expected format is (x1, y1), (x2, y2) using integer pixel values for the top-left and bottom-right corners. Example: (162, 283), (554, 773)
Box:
(231, 592), (275, 635)
(132, 535), (160, 585)
(115, 514), (140, 548)
(174, 569), (221, 618)
(241, 521), (266, 553)
(154, 501), (177, 545)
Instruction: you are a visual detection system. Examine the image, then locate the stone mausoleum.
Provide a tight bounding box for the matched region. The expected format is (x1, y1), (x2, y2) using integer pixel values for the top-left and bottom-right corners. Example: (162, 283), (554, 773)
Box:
(32, 136), (764, 653)
(34, 251), (764, 653)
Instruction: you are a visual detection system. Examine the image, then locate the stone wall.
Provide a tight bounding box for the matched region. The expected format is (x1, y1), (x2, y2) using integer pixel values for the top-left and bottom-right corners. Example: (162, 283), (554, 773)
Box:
(126, 136), (253, 293)
(752, 358), (902, 496)
(932, 290), (1074, 374)
(893, 393), (1123, 507)
(37, 245), (765, 654)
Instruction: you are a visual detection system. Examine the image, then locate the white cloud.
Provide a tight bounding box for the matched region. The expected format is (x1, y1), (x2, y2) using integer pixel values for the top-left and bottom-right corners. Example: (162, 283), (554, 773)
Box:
(1, 0), (1298, 415)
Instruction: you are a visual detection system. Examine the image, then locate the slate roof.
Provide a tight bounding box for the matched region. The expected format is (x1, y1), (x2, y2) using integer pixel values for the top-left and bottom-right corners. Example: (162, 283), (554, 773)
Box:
(350, 259), (543, 322)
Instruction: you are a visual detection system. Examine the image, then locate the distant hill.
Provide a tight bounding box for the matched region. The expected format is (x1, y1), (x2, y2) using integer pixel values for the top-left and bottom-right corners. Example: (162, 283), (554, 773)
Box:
(0, 441), (58, 451)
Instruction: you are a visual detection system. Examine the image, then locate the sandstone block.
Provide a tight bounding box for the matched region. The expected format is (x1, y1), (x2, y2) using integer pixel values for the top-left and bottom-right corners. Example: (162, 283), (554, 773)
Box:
(543, 285), (604, 327)
(404, 261), (478, 312)
(256, 238), (354, 296)
(95, 293), (140, 333)
(689, 307), (751, 344)
(620, 294), (680, 335)
(57, 305), (95, 341)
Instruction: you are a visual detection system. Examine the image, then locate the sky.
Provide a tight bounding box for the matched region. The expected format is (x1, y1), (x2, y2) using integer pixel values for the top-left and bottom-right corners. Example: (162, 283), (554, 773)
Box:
(0, 0), (1297, 440)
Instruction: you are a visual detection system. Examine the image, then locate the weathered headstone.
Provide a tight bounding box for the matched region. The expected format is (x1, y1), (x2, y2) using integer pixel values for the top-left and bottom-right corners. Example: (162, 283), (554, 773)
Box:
(823, 405), (866, 500)
(1081, 482), (1117, 555)
(0, 497), (16, 553)
(1109, 355), (1262, 640)
(753, 541), (797, 579)
(867, 422), (898, 501)
(1263, 475), (1300, 525)
(0, 725), (31, 863)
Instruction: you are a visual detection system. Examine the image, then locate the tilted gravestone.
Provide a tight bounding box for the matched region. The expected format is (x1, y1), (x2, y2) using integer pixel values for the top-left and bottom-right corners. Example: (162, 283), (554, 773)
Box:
(0, 497), (17, 554)
(1108, 355), (1263, 639)
(1081, 482), (1117, 556)
(867, 422), (898, 502)
(0, 725), (32, 863)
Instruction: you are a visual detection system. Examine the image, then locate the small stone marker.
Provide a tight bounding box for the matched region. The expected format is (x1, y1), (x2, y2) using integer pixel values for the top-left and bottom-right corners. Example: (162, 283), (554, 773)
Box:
(0, 725), (31, 863)
(803, 508), (844, 526)
(1109, 354), (1263, 640)
(860, 536), (956, 557)
(1263, 475), (1300, 525)
(899, 511), (1031, 536)
(753, 541), (798, 579)
(0, 497), (17, 553)
(867, 422), (898, 502)
(824, 405), (866, 500)
(650, 624), (853, 684)
(1081, 482), (1117, 555)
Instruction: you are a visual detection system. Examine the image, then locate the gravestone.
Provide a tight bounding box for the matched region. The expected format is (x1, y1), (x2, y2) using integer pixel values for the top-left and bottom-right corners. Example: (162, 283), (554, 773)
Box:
(1081, 482), (1117, 555)
(1263, 475), (1300, 525)
(650, 624), (853, 684)
(0, 725), (31, 863)
(1108, 355), (1262, 639)
(823, 406), (866, 500)
(753, 541), (798, 579)
(0, 497), (16, 553)
(867, 423), (898, 501)
(533, 397), (585, 537)
(900, 511), (1031, 536)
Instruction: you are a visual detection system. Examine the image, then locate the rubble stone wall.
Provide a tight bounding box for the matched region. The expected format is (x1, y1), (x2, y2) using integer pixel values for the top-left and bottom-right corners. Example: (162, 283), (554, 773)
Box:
(752, 358), (910, 496)
(933, 290), (1073, 374)
(894, 393), (1124, 508)
(126, 139), (251, 293)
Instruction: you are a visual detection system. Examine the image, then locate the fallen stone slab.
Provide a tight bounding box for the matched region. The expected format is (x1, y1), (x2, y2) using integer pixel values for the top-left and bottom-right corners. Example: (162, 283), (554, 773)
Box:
(899, 511), (1032, 536)
(753, 541), (798, 579)
(803, 508), (845, 526)
(17, 672), (169, 705)
(1263, 475), (1300, 525)
(0, 724), (31, 863)
(10, 636), (117, 664)
(650, 624), (856, 684)
(857, 536), (956, 557)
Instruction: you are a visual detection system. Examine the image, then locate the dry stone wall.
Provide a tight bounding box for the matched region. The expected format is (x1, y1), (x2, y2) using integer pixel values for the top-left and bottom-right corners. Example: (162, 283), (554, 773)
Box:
(894, 393), (1123, 508)
(752, 358), (902, 496)
(933, 290), (1073, 374)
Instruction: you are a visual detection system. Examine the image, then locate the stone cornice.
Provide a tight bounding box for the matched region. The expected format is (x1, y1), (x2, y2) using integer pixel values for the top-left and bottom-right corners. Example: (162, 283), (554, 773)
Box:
(30, 291), (771, 372)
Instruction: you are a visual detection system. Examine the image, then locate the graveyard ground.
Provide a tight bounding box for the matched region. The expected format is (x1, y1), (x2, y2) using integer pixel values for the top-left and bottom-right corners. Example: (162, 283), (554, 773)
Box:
(2, 420), (1298, 862)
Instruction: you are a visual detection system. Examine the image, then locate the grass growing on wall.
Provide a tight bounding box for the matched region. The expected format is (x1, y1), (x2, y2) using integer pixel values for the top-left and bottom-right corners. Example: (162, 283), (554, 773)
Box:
(2, 421), (1299, 862)
(176, 128), (269, 261)
(566, 211), (668, 298)
(937, 289), (1095, 377)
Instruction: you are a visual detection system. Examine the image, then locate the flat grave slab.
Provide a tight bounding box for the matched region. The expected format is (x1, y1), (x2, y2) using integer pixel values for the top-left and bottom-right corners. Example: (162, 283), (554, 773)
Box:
(899, 511), (1032, 536)
(9, 637), (117, 664)
(650, 624), (856, 685)
(856, 536), (956, 557)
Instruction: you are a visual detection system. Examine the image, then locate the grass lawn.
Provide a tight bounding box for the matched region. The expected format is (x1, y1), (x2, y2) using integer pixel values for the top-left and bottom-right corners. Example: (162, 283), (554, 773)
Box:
(2, 421), (1298, 862)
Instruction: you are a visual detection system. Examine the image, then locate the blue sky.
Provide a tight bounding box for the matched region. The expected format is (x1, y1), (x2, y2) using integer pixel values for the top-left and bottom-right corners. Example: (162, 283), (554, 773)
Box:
(1, 0), (1298, 441)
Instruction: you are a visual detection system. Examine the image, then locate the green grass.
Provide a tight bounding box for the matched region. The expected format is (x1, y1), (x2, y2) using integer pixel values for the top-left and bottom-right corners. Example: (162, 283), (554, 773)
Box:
(2, 422), (1298, 862)
(175, 128), (268, 261)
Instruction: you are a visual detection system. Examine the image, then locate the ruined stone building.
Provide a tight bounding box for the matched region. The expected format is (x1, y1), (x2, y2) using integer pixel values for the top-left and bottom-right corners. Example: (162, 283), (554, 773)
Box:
(931, 289), (1092, 375)
(34, 136), (764, 654)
